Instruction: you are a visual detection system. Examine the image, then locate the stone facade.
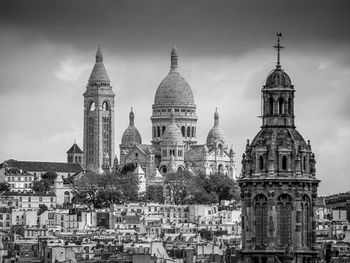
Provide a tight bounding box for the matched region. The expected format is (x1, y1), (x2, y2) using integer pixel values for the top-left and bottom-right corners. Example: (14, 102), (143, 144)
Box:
(238, 36), (320, 263)
(119, 47), (236, 183)
(83, 47), (115, 173)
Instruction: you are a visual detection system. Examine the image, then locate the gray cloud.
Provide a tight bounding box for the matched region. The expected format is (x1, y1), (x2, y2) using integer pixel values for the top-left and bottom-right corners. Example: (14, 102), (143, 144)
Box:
(0, 0), (349, 195)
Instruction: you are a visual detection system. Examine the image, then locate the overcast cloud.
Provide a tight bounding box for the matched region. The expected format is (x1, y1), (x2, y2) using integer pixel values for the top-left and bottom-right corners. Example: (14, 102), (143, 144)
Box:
(0, 0), (349, 195)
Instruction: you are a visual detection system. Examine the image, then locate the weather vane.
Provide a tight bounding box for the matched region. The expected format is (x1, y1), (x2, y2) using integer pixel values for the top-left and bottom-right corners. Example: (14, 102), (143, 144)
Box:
(274, 32), (284, 68)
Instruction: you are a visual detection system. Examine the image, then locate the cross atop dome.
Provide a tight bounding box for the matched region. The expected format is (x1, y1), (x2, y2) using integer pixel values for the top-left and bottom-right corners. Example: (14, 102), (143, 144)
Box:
(274, 32), (284, 69)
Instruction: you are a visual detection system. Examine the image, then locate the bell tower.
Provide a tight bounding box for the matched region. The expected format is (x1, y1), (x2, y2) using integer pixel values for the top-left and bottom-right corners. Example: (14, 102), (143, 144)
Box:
(238, 34), (320, 263)
(83, 46), (115, 173)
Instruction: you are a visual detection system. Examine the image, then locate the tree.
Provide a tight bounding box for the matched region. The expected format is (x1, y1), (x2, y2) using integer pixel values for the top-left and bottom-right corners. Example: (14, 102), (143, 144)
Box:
(205, 173), (240, 203)
(164, 171), (215, 205)
(72, 169), (140, 208)
(31, 171), (58, 192)
(72, 171), (100, 210)
(32, 180), (51, 192)
(146, 185), (164, 203)
(0, 182), (10, 193)
(38, 204), (48, 215)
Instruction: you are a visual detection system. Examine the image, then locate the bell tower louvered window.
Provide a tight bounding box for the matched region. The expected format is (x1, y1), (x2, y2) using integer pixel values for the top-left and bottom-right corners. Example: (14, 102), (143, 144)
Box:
(277, 194), (293, 247)
(254, 194), (268, 247)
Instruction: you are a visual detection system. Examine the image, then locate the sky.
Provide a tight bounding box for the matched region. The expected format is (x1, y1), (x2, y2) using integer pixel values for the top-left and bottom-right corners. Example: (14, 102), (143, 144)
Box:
(0, 0), (349, 195)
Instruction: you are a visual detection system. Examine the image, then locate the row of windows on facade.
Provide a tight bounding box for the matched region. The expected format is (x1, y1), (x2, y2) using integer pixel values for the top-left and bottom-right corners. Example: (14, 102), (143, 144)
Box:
(153, 108), (195, 115)
(8, 183), (32, 189)
(7, 176), (33, 182)
(14, 203), (54, 208)
(89, 101), (110, 111)
(114, 206), (189, 213)
(256, 154), (309, 171)
(153, 126), (196, 138)
(162, 149), (183, 157)
(208, 164), (230, 176)
(266, 97), (293, 116)
(68, 156), (82, 163)
(253, 194), (311, 248)
(15, 196), (55, 202)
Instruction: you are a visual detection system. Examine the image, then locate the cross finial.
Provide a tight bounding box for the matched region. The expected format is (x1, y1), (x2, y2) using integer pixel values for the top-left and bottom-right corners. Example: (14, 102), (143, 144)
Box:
(273, 32), (284, 69)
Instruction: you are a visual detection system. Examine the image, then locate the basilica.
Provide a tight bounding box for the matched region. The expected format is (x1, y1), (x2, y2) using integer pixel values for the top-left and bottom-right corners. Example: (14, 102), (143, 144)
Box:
(80, 45), (236, 183)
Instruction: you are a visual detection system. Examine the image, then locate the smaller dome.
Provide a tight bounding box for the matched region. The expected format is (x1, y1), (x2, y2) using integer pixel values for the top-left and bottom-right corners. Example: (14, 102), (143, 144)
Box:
(161, 110), (184, 145)
(265, 68), (291, 87)
(121, 108), (142, 145)
(206, 108), (226, 147)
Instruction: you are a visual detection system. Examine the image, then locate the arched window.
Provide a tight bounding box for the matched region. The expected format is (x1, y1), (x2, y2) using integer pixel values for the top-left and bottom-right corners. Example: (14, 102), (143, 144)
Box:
(89, 101), (95, 111)
(269, 97), (274, 115)
(218, 164), (223, 174)
(160, 165), (167, 175)
(79, 157), (82, 163)
(301, 195), (311, 247)
(254, 194), (268, 248)
(277, 194), (293, 247)
(102, 101), (109, 111)
(181, 126), (185, 137)
(259, 155), (264, 170)
(177, 166), (184, 172)
(187, 127), (191, 137)
(157, 127), (160, 137)
(162, 126), (166, 135)
(282, 156), (287, 171)
(218, 144), (223, 156)
(278, 98), (284, 115)
(75, 156), (78, 163)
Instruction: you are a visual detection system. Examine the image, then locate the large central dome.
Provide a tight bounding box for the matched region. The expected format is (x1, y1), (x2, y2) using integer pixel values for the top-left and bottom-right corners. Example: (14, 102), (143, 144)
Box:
(154, 47), (195, 106)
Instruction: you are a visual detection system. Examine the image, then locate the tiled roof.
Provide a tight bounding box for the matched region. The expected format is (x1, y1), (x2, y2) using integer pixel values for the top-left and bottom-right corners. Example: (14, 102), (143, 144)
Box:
(66, 143), (83, 154)
(2, 160), (83, 173)
(185, 145), (205, 161)
(88, 46), (110, 84)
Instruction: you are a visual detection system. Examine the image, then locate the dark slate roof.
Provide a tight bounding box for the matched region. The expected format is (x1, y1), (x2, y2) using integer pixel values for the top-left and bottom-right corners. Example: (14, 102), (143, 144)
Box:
(185, 145), (206, 161)
(2, 160), (83, 173)
(66, 143), (83, 154)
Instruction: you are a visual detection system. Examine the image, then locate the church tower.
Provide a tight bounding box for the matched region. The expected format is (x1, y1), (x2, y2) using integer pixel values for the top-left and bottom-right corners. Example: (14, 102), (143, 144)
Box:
(83, 46), (115, 173)
(238, 34), (320, 263)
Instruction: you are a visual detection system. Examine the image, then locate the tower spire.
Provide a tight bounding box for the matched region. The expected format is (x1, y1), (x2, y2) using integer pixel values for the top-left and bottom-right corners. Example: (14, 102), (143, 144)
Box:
(170, 45), (178, 70)
(214, 107), (219, 126)
(274, 32), (284, 69)
(96, 44), (103, 63)
(129, 107), (134, 126)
